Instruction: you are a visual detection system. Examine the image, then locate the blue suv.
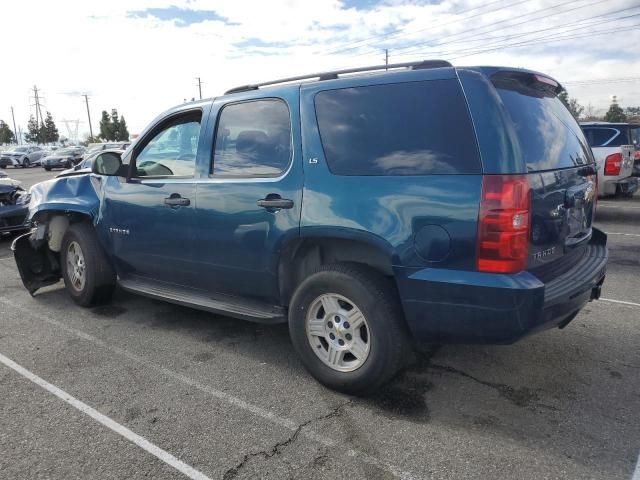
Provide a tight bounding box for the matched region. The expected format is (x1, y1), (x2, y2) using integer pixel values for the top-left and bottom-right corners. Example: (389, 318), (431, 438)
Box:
(13, 61), (607, 394)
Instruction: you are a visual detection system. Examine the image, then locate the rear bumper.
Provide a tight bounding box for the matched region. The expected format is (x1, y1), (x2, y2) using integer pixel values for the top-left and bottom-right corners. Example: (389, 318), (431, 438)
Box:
(395, 228), (608, 344)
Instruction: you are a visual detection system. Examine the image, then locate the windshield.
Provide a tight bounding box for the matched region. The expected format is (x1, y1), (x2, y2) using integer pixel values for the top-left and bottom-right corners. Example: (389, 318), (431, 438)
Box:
(9, 146), (28, 153)
(56, 148), (77, 155)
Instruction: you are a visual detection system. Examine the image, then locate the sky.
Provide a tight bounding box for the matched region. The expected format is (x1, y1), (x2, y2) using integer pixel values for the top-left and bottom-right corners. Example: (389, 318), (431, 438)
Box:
(1, 0), (639, 141)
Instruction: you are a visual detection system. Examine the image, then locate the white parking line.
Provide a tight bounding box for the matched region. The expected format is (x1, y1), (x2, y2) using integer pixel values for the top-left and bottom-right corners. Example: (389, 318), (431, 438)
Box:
(0, 296), (417, 480)
(600, 297), (640, 308)
(605, 232), (640, 238)
(0, 351), (212, 480)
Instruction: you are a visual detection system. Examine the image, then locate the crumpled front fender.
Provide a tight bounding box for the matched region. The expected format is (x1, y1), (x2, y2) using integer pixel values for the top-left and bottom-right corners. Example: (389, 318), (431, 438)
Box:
(28, 174), (102, 223)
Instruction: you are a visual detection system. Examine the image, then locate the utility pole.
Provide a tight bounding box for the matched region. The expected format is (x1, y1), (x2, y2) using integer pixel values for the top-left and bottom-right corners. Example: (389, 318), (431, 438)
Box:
(82, 94), (94, 139)
(196, 77), (203, 100)
(10, 107), (19, 144)
(32, 86), (40, 128)
(384, 49), (389, 70)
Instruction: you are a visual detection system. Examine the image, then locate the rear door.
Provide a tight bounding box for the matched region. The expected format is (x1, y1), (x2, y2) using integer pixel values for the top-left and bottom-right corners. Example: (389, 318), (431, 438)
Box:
(481, 71), (597, 272)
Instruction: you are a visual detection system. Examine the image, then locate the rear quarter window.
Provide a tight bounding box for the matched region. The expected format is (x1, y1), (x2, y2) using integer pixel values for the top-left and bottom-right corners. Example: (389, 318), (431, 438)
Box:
(581, 127), (625, 147)
(314, 80), (481, 175)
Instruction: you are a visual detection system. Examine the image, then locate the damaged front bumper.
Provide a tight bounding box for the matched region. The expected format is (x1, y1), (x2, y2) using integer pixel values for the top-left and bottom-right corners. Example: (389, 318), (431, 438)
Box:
(11, 227), (62, 295)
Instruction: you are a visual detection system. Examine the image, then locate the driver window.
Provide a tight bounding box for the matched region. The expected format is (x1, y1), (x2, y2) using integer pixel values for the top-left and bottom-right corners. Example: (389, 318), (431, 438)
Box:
(134, 113), (201, 177)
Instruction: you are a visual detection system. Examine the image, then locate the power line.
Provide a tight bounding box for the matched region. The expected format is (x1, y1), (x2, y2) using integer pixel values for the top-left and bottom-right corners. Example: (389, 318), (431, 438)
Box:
(390, 0), (626, 59)
(445, 22), (640, 60)
(315, 0), (522, 56)
(565, 76), (640, 86)
(392, 8), (640, 59)
(355, 0), (600, 59)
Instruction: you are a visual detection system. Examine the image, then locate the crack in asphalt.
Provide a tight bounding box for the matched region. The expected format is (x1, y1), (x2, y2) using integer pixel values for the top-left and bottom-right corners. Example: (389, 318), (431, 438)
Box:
(429, 363), (557, 411)
(222, 400), (352, 480)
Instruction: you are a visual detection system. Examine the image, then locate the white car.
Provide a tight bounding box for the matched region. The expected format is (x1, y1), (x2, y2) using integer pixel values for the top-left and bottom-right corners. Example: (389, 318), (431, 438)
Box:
(580, 122), (636, 197)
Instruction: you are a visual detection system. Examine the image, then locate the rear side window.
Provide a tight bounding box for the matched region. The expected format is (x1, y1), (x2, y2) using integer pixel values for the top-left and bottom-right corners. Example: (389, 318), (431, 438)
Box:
(314, 80), (481, 175)
(212, 99), (292, 177)
(492, 74), (593, 172)
(581, 127), (625, 147)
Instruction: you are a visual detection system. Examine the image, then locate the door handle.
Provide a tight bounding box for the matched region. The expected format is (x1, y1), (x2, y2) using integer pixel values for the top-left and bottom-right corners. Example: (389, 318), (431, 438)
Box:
(257, 195), (294, 210)
(164, 194), (190, 207)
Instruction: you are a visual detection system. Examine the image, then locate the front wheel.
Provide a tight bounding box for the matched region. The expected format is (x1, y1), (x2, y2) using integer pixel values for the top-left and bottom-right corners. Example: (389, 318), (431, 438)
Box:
(61, 223), (116, 306)
(288, 264), (409, 395)
(22, 157), (30, 168)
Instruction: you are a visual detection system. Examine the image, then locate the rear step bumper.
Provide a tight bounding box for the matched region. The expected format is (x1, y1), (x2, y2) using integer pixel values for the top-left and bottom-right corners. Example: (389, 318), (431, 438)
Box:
(395, 228), (608, 344)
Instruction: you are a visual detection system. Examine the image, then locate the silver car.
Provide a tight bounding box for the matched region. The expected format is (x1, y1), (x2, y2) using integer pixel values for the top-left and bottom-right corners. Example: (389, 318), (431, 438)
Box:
(0, 145), (46, 168)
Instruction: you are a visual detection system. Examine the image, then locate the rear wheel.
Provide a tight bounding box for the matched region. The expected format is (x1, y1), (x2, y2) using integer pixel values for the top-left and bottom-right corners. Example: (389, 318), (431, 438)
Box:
(61, 223), (116, 306)
(288, 264), (409, 395)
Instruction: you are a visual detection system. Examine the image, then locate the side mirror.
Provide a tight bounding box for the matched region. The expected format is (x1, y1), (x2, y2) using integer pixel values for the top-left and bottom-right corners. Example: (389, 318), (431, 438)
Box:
(92, 152), (124, 176)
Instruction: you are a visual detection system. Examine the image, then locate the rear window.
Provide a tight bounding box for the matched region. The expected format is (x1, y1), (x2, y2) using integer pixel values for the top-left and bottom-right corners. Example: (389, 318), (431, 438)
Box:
(492, 74), (593, 172)
(581, 127), (630, 147)
(314, 80), (481, 176)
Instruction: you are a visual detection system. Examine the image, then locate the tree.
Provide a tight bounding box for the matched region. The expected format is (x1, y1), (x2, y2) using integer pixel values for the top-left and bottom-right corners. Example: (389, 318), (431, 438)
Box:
(111, 109), (121, 141)
(42, 111), (59, 143)
(604, 100), (627, 123)
(558, 90), (584, 119)
(25, 115), (44, 144)
(0, 120), (15, 144)
(99, 110), (114, 141)
(117, 115), (130, 141)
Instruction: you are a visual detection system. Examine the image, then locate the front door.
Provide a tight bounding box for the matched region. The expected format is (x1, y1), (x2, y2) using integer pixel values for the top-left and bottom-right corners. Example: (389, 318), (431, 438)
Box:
(101, 110), (204, 286)
(193, 92), (302, 303)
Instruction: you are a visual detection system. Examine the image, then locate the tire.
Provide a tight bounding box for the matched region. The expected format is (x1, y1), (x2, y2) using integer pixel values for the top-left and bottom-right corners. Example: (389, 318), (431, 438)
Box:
(61, 223), (116, 306)
(44, 167), (51, 171)
(21, 157), (29, 168)
(288, 263), (409, 395)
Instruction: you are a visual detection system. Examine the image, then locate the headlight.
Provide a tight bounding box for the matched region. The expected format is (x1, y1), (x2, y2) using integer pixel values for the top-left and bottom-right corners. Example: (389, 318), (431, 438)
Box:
(15, 193), (31, 205)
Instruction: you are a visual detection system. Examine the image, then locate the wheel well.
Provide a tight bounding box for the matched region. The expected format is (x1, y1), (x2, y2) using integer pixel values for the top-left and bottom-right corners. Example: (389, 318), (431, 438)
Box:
(279, 237), (394, 306)
(32, 211), (93, 252)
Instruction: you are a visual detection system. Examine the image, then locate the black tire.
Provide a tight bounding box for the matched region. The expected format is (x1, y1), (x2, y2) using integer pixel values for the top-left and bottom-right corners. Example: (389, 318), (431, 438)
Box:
(21, 157), (29, 168)
(44, 167), (51, 171)
(288, 263), (409, 395)
(61, 223), (116, 307)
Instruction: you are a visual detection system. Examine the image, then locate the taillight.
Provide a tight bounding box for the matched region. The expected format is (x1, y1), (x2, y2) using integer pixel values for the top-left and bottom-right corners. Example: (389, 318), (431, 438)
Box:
(634, 150), (640, 160)
(604, 153), (622, 176)
(477, 175), (531, 274)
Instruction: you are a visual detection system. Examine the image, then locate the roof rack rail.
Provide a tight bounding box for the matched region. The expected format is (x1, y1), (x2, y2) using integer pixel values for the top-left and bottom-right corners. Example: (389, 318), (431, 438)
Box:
(224, 59), (452, 95)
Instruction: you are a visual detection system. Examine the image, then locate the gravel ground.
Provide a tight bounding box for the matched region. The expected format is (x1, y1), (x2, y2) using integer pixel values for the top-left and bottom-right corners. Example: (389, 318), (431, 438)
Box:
(1, 168), (639, 480)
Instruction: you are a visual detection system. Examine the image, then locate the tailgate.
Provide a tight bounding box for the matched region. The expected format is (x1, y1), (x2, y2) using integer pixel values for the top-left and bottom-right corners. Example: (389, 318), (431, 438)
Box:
(488, 70), (597, 275)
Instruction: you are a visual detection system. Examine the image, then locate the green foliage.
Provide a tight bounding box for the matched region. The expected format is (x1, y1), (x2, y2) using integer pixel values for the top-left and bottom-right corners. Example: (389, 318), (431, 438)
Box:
(604, 102), (627, 123)
(0, 120), (15, 144)
(116, 115), (130, 141)
(558, 90), (584, 119)
(99, 110), (113, 140)
(25, 115), (44, 144)
(98, 109), (129, 141)
(42, 111), (59, 143)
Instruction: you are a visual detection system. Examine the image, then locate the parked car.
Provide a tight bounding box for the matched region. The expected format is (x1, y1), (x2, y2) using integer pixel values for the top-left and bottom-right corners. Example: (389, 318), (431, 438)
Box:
(0, 178), (30, 234)
(12, 62), (607, 394)
(85, 142), (130, 157)
(41, 147), (85, 171)
(0, 145), (46, 168)
(580, 122), (636, 197)
(56, 149), (121, 178)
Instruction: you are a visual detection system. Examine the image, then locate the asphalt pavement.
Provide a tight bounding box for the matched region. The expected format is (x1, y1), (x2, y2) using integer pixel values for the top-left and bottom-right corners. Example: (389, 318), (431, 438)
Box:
(1, 167), (639, 480)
